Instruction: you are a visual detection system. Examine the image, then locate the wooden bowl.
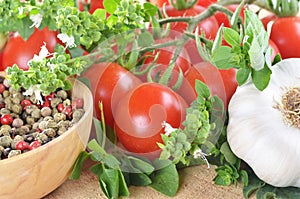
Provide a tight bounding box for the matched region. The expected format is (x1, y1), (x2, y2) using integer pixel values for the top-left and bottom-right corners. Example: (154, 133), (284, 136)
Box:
(0, 80), (93, 199)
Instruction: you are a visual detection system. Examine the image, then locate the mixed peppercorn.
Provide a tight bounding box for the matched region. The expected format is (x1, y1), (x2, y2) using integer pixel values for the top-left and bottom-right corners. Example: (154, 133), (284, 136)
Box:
(0, 76), (85, 160)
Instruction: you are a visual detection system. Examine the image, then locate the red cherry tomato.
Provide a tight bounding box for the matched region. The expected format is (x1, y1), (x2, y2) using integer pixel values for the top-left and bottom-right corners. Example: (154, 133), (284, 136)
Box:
(2, 27), (58, 70)
(184, 62), (228, 108)
(269, 17), (300, 59)
(214, 4), (245, 27)
(0, 52), (3, 70)
(149, 0), (169, 7)
(137, 64), (196, 105)
(1, 114), (13, 125)
(218, 68), (238, 105)
(141, 38), (191, 75)
(114, 82), (187, 156)
(197, 0), (217, 7)
(77, 0), (107, 15)
(269, 39), (281, 61)
(261, 14), (277, 30)
(94, 62), (142, 128)
(164, 5), (219, 40)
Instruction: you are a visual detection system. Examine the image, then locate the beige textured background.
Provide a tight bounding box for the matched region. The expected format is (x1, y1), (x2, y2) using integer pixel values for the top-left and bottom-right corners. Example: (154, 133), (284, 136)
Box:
(43, 159), (245, 199)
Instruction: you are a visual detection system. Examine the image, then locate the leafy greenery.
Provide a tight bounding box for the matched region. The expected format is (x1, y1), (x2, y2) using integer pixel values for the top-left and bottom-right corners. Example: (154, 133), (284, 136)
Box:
(2, 0), (300, 198)
(6, 45), (88, 97)
(210, 9), (273, 91)
(158, 80), (223, 166)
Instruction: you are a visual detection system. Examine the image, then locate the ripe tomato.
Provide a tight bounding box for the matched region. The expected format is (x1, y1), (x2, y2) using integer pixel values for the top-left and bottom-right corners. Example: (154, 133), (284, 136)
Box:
(2, 27), (58, 70)
(0, 52), (3, 70)
(197, 0), (217, 7)
(214, 4), (245, 27)
(184, 62), (229, 108)
(77, 0), (104, 14)
(141, 45), (191, 75)
(114, 82), (187, 156)
(80, 62), (109, 98)
(149, 0), (169, 7)
(94, 62), (142, 128)
(137, 64), (196, 105)
(261, 14), (277, 30)
(269, 17), (300, 59)
(218, 68), (237, 106)
(269, 39), (280, 61)
(164, 5), (219, 40)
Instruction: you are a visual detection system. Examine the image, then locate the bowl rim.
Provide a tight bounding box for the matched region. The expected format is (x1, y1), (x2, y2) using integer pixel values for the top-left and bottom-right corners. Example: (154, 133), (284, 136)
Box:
(0, 80), (93, 164)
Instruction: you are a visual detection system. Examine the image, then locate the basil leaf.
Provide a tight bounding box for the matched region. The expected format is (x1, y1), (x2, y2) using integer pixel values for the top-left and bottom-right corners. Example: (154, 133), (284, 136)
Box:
(150, 161), (179, 197)
(195, 79), (210, 99)
(69, 151), (90, 180)
(251, 65), (272, 91)
(236, 67), (250, 86)
(223, 27), (240, 47)
(211, 46), (239, 69)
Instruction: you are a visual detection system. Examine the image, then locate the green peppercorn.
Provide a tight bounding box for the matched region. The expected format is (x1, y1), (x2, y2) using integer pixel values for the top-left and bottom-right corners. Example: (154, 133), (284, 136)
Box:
(11, 97), (21, 104)
(72, 109), (85, 123)
(31, 109), (41, 119)
(0, 108), (10, 115)
(8, 150), (21, 158)
(0, 125), (11, 136)
(2, 90), (9, 98)
(36, 132), (49, 143)
(12, 104), (22, 114)
(63, 99), (71, 107)
(51, 98), (62, 108)
(41, 107), (52, 117)
(38, 121), (47, 130)
(26, 116), (36, 125)
(57, 127), (67, 135)
(54, 113), (66, 122)
(46, 120), (57, 129)
(43, 128), (56, 138)
(0, 135), (12, 147)
(56, 90), (68, 100)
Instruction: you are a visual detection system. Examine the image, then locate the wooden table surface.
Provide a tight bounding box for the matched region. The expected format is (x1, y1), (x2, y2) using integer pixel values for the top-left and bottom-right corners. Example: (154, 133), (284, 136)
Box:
(43, 159), (246, 199)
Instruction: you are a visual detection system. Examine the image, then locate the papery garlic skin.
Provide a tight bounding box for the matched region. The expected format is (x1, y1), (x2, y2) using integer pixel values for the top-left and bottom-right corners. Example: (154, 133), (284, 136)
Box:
(227, 58), (300, 187)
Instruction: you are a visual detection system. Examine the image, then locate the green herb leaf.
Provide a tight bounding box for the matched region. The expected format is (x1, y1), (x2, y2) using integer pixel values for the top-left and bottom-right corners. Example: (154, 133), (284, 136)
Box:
(128, 156), (155, 174)
(150, 160), (179, 197)
(195, 79), (210, 99)
(223, 27), (240, 47)
(219, 142), (237, 165)
(103, 0), (120, 14)
(93, 9), (107, 20)
(69, 151), (90, 180)
(16, 17), (34, 40)
(143, 2), (158, 16)
(90, 164), (121, 199)
(211, 25), (223, 52)
(211, 46), (239, 69)
(129, 172), (152, 186)
(236, 67), (250, 86)
(251, 65), (272, 91)
(137, 30), (154, 48)
(243, 172), (265, 199)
